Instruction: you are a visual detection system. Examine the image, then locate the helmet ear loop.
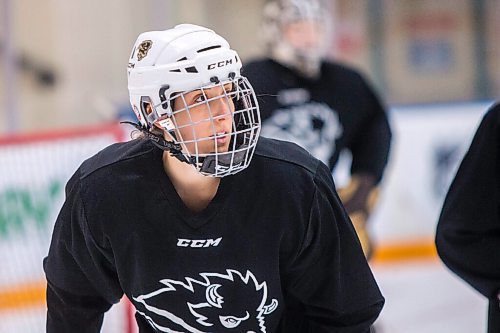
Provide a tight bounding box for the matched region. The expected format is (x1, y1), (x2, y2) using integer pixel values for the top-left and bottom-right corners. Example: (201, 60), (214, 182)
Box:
(147, 97), (191, 165)
(139, 96), (159, 130)
(151, 98), (176, 137)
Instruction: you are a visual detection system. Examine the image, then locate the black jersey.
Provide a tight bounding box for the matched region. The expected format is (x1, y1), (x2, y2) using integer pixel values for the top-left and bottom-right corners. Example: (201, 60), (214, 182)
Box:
(436, 103), (500, 332)
(44, 137), (384, 333)
(243, 59), (391, 183)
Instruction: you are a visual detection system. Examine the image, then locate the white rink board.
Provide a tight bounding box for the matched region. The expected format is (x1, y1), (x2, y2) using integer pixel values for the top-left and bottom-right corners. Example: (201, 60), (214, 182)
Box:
(368, 101), (494, 243)
(0, 129), (123, 287)
(0, 299), (131, 333)
(0, 125), (129, 333)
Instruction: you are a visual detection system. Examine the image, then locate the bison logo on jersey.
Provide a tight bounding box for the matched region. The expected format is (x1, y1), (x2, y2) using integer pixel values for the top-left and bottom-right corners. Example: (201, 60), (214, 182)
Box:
(261, 101), (343, 165)
(133, 269), (279, 333)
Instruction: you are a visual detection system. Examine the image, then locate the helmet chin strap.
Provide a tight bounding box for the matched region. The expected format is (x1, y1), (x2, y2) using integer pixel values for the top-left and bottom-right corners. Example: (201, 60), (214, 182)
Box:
(121, 121), (250, 176)
(199, 145), (248, 174)
(120, 121), (191, 164)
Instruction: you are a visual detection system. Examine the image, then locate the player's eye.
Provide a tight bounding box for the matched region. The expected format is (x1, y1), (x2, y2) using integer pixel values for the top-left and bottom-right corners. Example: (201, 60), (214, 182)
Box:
(193, 94), (207, 104)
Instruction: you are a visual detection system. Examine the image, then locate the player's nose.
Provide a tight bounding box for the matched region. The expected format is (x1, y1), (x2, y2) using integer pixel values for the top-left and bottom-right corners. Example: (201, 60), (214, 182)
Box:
(211, 97), (232, 120)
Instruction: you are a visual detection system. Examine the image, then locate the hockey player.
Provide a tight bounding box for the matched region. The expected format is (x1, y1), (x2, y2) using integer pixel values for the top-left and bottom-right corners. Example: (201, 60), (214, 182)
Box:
(436, 102), (500, 333)
(243, 0), (392, 258)
(43, 24), (384, 332)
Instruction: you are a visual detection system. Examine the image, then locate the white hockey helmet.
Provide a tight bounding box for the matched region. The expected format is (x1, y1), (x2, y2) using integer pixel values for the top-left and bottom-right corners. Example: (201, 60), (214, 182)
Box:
(262, 0), (332, 78)
(127, 24), (261, 177)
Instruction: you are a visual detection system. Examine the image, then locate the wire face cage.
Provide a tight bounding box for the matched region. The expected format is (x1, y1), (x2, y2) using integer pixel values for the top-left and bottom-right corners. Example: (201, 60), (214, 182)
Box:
(155, 76), (261, 177)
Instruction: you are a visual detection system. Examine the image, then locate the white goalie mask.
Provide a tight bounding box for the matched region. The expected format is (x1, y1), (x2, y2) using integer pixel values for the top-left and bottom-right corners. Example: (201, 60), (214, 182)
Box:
(262, 0), (332, 79)
(127, 24), (261, 177)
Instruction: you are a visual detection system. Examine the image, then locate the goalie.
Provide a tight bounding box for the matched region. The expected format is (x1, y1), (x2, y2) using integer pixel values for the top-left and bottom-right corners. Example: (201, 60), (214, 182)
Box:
(243, 0), (392, 258)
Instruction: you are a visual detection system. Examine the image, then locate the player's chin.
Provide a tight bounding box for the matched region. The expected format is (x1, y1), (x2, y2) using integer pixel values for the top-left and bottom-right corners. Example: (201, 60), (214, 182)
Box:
(207, 141), (231, 154)
(215, 143), (231, 153)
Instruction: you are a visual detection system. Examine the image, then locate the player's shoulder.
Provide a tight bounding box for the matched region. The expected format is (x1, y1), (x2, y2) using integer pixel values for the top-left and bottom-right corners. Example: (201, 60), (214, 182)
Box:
(253, 136), (321, 176)
(79, 138), (155, 180)
(484, 102), (500, 123)
(470, 102), (500, 136)
(242, 58), (276, 78)
(243, 58), (273, 70)
(322, 60), (365, 80)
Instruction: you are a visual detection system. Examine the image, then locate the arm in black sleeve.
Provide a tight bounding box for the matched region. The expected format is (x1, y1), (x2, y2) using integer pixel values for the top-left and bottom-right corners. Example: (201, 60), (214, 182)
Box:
(43, 171), (123, 333)
(280, 162), (384, 332)
(348, 76), (392, 184)
(436, 103), (500, 300)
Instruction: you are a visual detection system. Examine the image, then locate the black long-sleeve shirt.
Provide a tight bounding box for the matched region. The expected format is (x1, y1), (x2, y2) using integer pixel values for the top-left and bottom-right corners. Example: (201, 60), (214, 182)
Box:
(44, 137), (384, 332)
(436, 102), (500, 333)
(243, 59), (391, 183)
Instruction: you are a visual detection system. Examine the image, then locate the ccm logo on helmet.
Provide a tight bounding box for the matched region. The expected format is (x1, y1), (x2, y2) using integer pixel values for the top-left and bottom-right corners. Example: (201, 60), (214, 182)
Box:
(177, 237), (222, 248)
(207, 59), (233, 70)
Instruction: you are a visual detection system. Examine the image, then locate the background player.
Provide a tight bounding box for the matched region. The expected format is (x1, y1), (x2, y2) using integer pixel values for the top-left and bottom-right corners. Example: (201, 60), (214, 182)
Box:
(243, 0), (392, 258)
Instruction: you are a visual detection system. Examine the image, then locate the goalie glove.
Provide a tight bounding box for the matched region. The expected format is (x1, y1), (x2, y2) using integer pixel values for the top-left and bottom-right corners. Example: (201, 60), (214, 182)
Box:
(338, 173), (380, 259)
